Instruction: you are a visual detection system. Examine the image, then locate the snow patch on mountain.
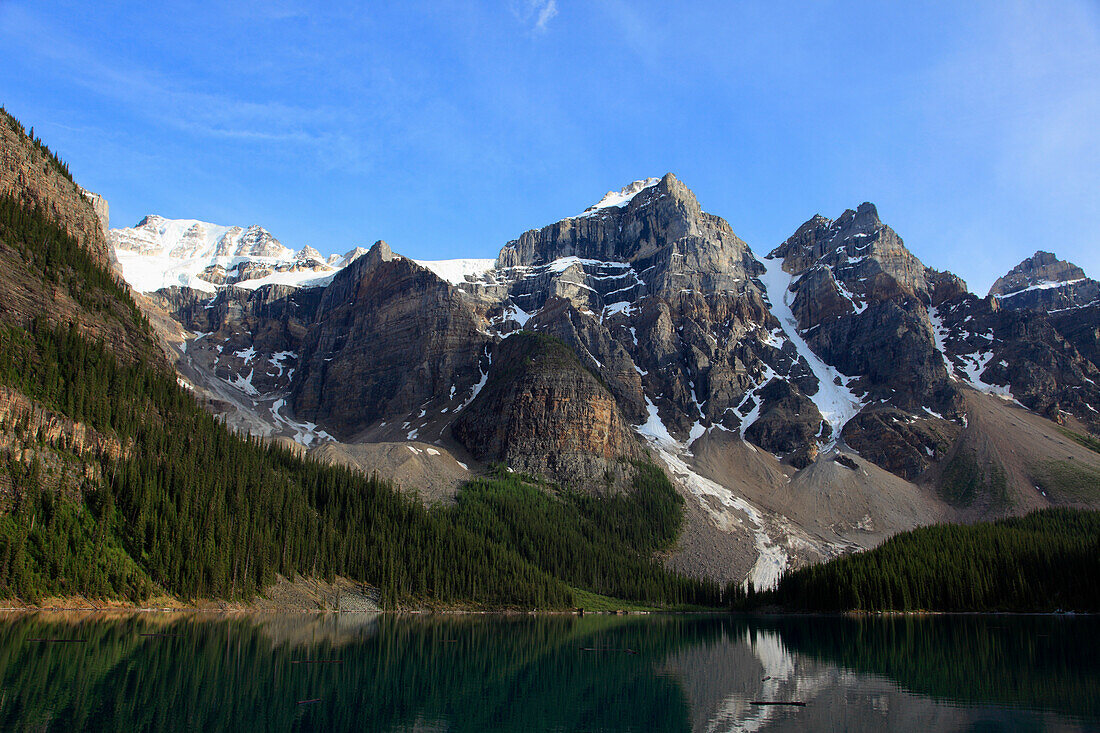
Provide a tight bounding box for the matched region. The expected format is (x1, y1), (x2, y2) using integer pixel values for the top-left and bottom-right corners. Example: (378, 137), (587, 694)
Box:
(993, 278), (1087, 299)
(577, 178), (660, 217)
(758, 256), (864, 439)
(415, 258), (496, 285)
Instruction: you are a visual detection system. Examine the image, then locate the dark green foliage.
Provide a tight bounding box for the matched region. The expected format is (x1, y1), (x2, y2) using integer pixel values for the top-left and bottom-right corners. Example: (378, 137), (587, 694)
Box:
(0, 455), (153, 603)
(0, 316), (562, 606)
(449, 462), (718, 606)
(0, 191), (149, 343)
(749, 509), (1100, 612)
(938, 450), (981, 505)
(937, 450), (1009, 508)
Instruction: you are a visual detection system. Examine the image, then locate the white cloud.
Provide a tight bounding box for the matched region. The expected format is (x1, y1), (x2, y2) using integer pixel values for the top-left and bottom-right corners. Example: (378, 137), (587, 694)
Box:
(511, 0), (558, 34)
(536, 0), (558, 32)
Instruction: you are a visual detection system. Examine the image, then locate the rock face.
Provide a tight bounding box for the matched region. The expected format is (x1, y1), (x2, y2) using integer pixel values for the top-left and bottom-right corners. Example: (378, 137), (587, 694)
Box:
(79, 188), (109, 235)
(0, 110), (110, 267)
(842, 409), (961, 481)
(460, 174), (822, 447)
(151, 283), (322, 397)
(452, 333), (642, 489)
(988, 251), (1100, 312)
(497, 173), (762, 296)
(291, 241), (491, 440)
(742, 379), (824, 458)
(771, 204), (958, 409)
(931, 292), (1100, 435)
(766, 203), (967, 477)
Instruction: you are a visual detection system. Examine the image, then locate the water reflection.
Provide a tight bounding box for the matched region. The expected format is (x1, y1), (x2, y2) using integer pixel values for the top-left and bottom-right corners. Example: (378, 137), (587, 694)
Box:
(0, 612), (1094, 732)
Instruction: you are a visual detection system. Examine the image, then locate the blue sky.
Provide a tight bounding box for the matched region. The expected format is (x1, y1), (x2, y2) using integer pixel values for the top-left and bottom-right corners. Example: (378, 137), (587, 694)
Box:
(1, 1), (1097, 293)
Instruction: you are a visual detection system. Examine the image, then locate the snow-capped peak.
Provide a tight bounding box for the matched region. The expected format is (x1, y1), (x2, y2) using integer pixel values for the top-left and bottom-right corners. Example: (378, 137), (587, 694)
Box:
(110, 215), (337, 294)
(296, 245), (325, 263)
(334, 247), (370, 267)
(578, 177), (660, 217)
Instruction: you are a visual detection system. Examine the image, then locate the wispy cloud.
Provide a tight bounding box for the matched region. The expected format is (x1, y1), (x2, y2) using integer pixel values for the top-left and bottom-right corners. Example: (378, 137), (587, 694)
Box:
(0, 4), (377, 172)
(511, 0), (558, 34)
(536, 0), (558, 32)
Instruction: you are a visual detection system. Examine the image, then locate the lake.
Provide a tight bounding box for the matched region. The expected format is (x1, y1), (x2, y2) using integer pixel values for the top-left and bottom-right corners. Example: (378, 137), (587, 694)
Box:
(0, 611), (1095, 731)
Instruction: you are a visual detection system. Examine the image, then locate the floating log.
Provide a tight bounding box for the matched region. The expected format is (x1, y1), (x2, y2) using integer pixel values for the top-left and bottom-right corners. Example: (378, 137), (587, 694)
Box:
(291, 660), (343, 665)
(580, 647), (637, 654)
(750, 701), (806, 707)
(297, 698), (322, 705)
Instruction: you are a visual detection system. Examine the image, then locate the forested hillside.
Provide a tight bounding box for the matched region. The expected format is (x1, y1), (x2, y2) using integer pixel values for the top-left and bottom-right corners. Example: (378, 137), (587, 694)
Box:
(739, 509), (1100, 612)
(0, 115), (719, 610)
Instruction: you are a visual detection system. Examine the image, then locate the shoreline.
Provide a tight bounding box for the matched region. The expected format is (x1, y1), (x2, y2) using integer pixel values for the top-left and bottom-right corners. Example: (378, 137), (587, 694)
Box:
(0, 603), (1093, 617)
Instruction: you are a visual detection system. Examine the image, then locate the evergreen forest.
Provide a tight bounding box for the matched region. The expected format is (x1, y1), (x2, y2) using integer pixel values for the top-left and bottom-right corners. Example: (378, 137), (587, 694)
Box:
(737, 508), (1100, 612)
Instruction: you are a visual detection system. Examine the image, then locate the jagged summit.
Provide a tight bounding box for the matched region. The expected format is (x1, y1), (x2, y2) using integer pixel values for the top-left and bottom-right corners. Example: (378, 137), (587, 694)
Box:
(988, 251), (1098, 312)
(297, 245), (325, 263)
(494, 172), (758, 299)
(578, 176), (662, 217)
(989, 251), (1086, 296)
(110, 215), (341, 293)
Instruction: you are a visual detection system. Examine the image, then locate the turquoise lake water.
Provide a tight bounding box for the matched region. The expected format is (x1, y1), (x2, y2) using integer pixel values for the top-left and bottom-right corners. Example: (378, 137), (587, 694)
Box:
(0, 612), (1095, 731)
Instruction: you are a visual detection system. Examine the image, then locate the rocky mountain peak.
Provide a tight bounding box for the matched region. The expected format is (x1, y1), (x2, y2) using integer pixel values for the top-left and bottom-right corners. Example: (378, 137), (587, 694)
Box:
(845, 201), (882, 229)
(989, 251), (1088, 296)
(987, 251), (1098, 313)
(770, 202), (931, 305)
(110, 215), (337, 293)
(135, 214), (165, 229)
(338, 246), (370, 266)
(492, 173), (758, 304)
(580, 176), (662, 216)
(363, 240), (396, 267)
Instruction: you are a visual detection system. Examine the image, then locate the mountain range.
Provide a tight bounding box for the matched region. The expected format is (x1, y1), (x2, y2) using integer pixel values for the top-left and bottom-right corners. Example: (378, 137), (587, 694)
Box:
(108, 172), (1100, 588)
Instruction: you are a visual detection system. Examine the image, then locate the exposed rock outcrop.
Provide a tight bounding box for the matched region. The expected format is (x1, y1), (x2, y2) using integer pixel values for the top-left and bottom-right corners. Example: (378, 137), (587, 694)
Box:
(743, 379), (825, 460)
(292, 241), (491, 439)
(452, 332), (642, 490)
(988, 251), (1099, 312)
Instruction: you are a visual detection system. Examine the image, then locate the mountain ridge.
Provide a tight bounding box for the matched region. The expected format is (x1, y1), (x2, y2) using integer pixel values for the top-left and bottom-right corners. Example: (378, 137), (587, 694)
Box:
(105, 168), (1100, 587)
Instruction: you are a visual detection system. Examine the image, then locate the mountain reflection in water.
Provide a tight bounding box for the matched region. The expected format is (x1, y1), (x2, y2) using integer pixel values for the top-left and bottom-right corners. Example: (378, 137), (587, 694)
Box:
(0, 612), (1095, 732)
